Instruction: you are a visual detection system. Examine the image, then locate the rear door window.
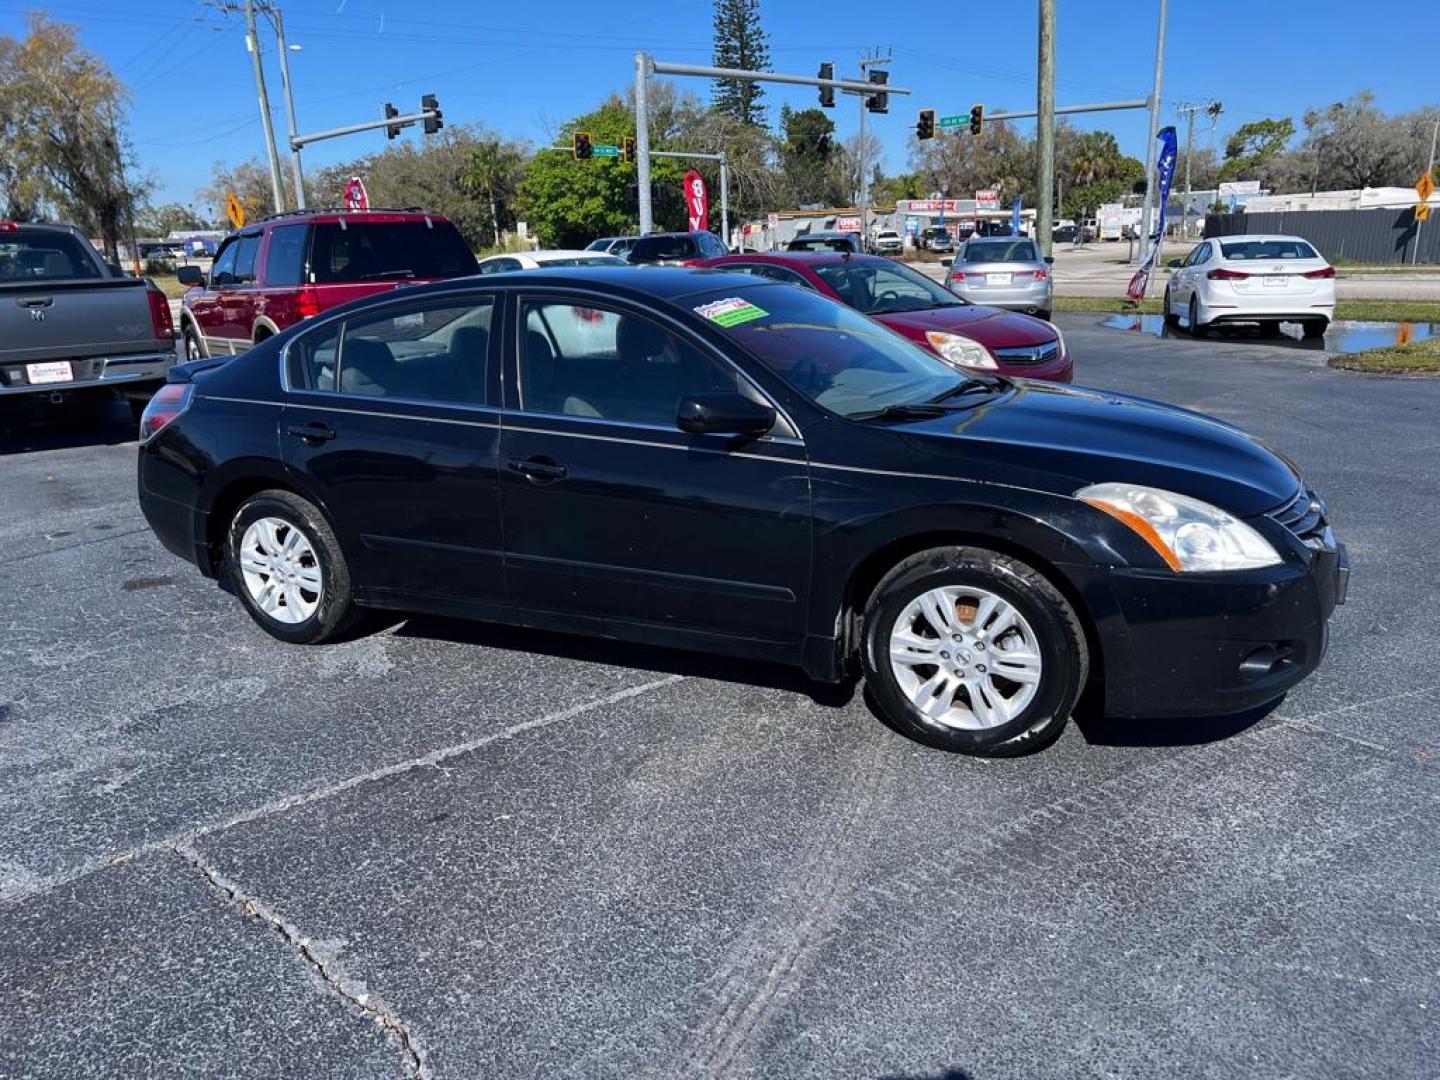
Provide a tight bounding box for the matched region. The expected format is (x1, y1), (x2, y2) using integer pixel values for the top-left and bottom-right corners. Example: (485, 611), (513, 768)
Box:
(0, 229), (102, 282)
(308, 221), (478, 284)
(264, 225), (308, 286)
(232, 234), (262, 284)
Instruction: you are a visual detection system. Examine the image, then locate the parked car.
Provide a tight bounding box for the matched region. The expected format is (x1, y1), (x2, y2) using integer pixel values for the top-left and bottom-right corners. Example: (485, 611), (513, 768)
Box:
(585, 236), (639, 257)
(786, 231), (863, 254)
(944, 237), (1054, 320)
(920, 227), (955, 253)
(137, 266), (1347, 756)
(1163, 235), (1335, 338)
(175, 208), (477, 360)
(870, 229), (904, 256)
(1052, 224), (1094, 245)
(626, 231), (729, 265)
(0, 220), (175, 420)
(691, 251), (1071, 382)
(476, 250), (627, 272)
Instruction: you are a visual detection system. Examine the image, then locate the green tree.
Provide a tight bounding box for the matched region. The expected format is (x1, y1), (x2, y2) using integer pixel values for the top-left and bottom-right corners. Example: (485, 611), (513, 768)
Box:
(0, 14), (146, 258)
(711, 0), (770, 126)
(517, 98), (686, 247)
(778, 105), (845, 206)
(1218, 117), (1294, 183)
(137, 201), (210, 237)
(465, 137), (527, 249)
(202, 158), (290, 227)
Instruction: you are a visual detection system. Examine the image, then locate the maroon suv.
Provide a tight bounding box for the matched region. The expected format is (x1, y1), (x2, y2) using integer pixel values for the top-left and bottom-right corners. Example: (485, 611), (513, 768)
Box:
(689, 251), (1071, 382)
(176, 209), (477, 359)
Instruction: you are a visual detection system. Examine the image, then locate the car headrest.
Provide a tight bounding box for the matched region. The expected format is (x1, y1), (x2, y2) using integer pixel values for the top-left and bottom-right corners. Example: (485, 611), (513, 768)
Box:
(616, 316), (668, 360)
(448, 326), (488, 362)
(339, 338), (396, 395)
(42, 252), (74, 277)
(523, 330), (556, 393)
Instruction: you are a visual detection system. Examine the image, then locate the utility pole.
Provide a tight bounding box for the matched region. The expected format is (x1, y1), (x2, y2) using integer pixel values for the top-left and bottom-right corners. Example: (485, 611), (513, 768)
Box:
(268, 4), (306, 209)
(1134, 0), (1168, 265)
(1175, 102), (1212, 238)
(858, 50), (890, 246)
(1036, 0), (1056, 255)
(242, 0), (286, 212)
(635, 52), (653, 235)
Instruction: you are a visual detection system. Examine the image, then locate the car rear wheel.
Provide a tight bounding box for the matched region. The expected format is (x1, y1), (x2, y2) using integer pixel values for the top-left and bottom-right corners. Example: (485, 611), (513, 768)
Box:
(227, 490), (358, 645)
(1188, 295), (1208, 334)
(1163, 286), (1177, 324)
(861, 546), (1088, 756)
(1303, 318), (1328, 340)
(182, 323), (205, 362)
(1036, 308), (1052, 321)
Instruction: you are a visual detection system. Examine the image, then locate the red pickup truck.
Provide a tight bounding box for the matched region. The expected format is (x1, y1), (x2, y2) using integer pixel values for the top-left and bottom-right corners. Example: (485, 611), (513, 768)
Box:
(176, 208), (478, 359)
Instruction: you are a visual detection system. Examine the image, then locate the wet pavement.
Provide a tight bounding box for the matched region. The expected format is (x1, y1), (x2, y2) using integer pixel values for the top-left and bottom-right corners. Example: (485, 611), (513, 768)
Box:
(1098, 313), (1437, 354)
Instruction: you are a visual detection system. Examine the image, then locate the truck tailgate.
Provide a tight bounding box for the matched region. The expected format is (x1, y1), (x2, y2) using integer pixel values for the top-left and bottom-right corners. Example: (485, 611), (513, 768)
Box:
(1, 278), (163, 365)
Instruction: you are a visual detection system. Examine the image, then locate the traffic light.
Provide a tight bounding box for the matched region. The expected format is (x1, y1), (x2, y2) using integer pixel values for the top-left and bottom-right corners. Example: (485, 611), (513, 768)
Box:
(573, 131), (593, 160)
(383, 102), (401, 140)
(421, 93), (442, 135)
(622, 136), (635, 163)
(818, 61), (835, 108)
(969, 103), (984, 136)
(865, 68), (889, 114)
(916, 108), (936, 141)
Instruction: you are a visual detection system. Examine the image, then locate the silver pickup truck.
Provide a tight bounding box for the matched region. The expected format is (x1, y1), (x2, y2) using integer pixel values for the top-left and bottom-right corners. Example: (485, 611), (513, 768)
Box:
(1, 221), (176, 420)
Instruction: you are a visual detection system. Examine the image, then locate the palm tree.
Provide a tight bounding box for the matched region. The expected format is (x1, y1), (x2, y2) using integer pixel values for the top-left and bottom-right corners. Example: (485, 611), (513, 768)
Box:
(466, 138), (526, 249)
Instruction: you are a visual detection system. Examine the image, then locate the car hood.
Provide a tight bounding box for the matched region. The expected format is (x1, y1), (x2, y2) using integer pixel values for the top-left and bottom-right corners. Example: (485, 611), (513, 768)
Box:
(875, 305), (1055, 348)
(897, 380), (1301, 517)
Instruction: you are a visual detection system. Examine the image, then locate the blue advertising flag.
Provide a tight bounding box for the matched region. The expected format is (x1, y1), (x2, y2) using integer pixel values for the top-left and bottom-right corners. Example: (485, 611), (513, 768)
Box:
(1126, 126), (1180, 301)
(1012, 195), (1022, 236)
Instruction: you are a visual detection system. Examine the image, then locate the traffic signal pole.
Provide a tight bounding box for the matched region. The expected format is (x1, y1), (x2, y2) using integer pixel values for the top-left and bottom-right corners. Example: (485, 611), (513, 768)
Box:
(633, 53), (910, 234)
(290, 107), (439, 149)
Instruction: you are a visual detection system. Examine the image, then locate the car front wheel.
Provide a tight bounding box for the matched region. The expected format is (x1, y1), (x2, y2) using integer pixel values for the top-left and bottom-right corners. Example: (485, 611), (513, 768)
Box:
(227, 490), (358, 644)
(861, 546), (1088, 756)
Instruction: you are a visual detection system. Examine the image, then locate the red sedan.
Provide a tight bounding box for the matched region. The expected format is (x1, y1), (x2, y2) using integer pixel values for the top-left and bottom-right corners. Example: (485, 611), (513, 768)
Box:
(689, 251), (1071, 382)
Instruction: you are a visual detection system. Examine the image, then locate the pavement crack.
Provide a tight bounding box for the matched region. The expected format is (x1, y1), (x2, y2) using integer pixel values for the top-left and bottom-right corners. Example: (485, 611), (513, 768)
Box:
(175, 841), (429, 1079)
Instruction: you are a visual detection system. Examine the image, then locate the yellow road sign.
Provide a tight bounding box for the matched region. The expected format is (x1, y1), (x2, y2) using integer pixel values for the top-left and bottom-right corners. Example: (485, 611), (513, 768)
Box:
(1416, 203), (1433, 223)
(1418, 171), (1435, 203)
(225, 191), (245, 230)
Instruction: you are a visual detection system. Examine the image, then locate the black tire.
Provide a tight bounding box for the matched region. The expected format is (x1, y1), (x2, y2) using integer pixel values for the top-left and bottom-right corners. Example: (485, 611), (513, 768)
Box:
(127, 395), (149, 425)
(182, 322), (205, 362)
(1162, 286), (1177, 324)
(860, 546), (1088, 756)
(1035, 308), (1052, 322)
(226, 489), (358, 645)
(1188, 295), (1206, 334)
(1303, 318), (1328, 340)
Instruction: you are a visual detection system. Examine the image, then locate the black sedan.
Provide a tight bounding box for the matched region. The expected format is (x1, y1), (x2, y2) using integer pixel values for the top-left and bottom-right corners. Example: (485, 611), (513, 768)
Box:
(137, 267), (1348, 755)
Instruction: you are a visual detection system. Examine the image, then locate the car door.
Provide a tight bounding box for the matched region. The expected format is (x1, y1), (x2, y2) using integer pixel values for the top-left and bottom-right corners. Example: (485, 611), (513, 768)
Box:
(498, 290), (812, 644)
(188, 238), (237, 355)
(217, 231), (263, 350)
(281, 291), (505, 606)
(1176, 242), (1210, 306)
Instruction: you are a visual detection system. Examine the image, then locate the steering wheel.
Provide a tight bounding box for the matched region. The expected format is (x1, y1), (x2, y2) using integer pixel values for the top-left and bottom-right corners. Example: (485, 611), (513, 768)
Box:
(875, 290), (902, 306)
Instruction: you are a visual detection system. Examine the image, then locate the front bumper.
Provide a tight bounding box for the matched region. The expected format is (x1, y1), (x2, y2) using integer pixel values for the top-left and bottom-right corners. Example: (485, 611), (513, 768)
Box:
(1073, 541), (1348, 719)
(1, 350), (175, 397)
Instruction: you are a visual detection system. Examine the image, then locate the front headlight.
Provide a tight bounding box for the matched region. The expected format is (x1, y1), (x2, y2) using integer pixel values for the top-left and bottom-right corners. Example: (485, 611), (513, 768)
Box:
(1042, 320), (1066, 359)
(925, 331), (997, 369)
(1077, 482), (1282, 572)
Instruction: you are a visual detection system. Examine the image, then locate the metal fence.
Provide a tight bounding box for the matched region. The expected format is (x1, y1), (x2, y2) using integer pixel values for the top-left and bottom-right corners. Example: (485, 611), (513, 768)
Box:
(1204, 207), (1440, 265)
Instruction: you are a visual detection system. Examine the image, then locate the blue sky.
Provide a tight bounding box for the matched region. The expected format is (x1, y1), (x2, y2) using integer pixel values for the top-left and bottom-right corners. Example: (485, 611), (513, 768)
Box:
(2, 0), (1432, 213)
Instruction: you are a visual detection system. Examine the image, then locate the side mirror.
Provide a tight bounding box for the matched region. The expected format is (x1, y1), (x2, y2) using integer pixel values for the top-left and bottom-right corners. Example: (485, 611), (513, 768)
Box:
(677, 392), (775, 436)
(1165, 258), (1183, 269)
(1044, 255), (1055, 265)
(940, 258), (953, 267)
(176, 265), (204, 287)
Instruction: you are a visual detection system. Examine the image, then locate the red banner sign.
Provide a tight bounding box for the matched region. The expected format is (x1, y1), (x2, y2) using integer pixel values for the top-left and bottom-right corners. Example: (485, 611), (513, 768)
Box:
(343, 176), (370, 212)
(683, 170), (709, 232)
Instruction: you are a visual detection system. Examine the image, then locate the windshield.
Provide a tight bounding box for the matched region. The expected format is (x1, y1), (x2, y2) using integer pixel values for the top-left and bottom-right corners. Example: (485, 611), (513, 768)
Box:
(584, 238), (613, 251)
(308, 221), (477, 283)
(536, 256), (626, 268)
(1219, 239), (1320, 260)
(688, 284), (971, 417)
(963, 240), (1037, 263)
(0, 228), (102, 283)
(814, 259), (965, 315)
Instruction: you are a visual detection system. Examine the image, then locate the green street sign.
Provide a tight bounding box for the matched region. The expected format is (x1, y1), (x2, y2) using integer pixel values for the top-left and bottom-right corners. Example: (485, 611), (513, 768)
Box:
(592, 144), (621, 157)
(939, 115), (966, 129)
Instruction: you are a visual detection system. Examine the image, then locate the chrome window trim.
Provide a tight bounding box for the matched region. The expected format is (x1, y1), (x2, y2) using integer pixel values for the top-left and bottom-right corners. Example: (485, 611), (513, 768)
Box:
(503, 422), (800, 463)
(512, 286), (803, 441)
(508, 408), (803, 447)
(285, 387), (501, 425)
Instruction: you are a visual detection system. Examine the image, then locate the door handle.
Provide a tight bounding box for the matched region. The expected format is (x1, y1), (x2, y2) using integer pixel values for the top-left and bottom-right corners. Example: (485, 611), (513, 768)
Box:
(507, 457), (566, 482)
(286, 421), (337, 443)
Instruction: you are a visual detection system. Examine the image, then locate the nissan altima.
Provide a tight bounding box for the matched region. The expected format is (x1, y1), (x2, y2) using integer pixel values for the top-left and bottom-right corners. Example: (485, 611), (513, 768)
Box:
(137, 267), (1348, 755)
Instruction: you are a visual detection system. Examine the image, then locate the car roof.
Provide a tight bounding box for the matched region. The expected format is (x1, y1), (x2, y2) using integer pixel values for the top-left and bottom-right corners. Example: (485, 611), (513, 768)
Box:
(523, 250), (618, 261)
(373, 265), (779, 303)
(731, 251), (889, 268)
(1211, 234), (1316, 244)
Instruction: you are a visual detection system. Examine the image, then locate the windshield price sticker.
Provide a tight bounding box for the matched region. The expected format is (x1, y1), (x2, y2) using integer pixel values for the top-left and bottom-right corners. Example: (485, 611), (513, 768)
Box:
(695, 297), (768, 327)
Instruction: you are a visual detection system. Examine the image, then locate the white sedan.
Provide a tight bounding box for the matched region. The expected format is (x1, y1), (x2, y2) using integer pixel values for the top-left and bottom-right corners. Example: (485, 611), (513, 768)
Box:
(475, 250), (627, 273)
(1164, 234), (1335, 338)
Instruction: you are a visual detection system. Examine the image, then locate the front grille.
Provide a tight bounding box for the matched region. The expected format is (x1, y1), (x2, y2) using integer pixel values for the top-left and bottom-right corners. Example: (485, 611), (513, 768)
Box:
(1270, 487), (1331, 549)
(992, 340), (1061, 365)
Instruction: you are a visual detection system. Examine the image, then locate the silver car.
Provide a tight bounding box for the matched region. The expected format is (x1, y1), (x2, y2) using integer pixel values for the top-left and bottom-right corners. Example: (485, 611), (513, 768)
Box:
(944, 237), (1053, 319)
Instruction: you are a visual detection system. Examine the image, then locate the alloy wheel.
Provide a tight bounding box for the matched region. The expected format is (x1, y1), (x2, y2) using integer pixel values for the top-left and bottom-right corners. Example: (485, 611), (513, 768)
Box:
(238, 516), (323, 624)
(888, 585), (1043, 730)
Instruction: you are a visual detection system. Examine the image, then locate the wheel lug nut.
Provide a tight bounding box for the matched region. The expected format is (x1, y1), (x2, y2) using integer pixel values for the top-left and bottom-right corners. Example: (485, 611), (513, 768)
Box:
(976, 642), (985, 650)
(940, 651), (949, 659)
(952, 634), (963, 642)
(976, 664), (987, 673)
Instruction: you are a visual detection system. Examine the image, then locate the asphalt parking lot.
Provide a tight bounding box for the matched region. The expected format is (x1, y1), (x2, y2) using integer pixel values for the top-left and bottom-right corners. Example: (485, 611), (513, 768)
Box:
(3, 316), (1438, 1079)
